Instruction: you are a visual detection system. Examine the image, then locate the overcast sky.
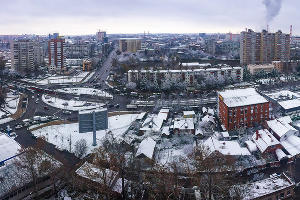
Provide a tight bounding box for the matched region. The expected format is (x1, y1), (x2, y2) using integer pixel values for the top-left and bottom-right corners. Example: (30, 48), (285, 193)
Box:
(0, 0), (298, 35)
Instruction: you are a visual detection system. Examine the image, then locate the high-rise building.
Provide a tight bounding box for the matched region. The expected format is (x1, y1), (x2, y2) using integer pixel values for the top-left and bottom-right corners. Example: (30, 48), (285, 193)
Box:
(119, 38), (142, 53)
(240, 29), (290, 65)
(33, 42), (44, 67)
(48, 33), (66, 72)
(11, 40), (35, 75)
(96, 30), (106, 42)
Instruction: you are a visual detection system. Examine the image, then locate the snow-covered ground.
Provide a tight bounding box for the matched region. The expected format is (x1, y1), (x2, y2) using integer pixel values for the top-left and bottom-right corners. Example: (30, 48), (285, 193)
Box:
(56, 87), (113, 99)
(23, 72), (90, 85)
(31, 114), (139, 155)
(0, 91), (20, 124)
(42, 94), (104, 111)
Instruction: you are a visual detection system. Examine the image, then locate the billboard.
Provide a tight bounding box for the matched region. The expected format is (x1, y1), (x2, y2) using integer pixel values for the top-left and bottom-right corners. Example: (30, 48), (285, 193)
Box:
(79, 108), (108, 133)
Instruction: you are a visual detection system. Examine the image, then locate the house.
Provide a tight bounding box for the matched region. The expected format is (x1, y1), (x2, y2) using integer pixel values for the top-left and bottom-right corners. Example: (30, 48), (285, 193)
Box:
(139, 109), (169, 134)
(75, 161), (127, 199)
(202, 136), (251, 157)
(171, 118), (195, 134)
(136, 137), (156, 160)
(230, 173), (295, 200)
(251, 129), (281, 155)
(218, 88), (269, 131)
(266, 116), (298, 142)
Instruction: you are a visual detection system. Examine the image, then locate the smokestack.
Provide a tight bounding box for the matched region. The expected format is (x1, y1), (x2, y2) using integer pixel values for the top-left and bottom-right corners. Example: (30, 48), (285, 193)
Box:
(290, 25), (293, 36)
(256, 130), (260, 140)
(267, 24), (269, 32)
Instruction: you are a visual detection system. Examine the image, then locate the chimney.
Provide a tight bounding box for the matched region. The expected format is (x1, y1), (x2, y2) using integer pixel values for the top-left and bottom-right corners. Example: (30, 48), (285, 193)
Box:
(256, 130), (260, 140)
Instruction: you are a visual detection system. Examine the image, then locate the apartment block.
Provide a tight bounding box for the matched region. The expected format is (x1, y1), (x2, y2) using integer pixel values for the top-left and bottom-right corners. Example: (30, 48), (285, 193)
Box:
(128, 66), (243, 86)
(240, 29), (290, 65)
(218, 88), (269, 131)
(11, 40), (35, 75)
(119, 38), (142, 53)
(48, 33), (66, 72)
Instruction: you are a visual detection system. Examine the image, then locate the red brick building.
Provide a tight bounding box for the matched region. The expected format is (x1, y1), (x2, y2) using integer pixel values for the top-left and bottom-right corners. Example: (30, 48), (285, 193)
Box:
(218, 88), (269, 131)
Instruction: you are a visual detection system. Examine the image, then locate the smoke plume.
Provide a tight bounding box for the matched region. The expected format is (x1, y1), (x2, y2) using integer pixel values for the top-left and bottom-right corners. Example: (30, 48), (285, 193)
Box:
(263, 0), (282, 24)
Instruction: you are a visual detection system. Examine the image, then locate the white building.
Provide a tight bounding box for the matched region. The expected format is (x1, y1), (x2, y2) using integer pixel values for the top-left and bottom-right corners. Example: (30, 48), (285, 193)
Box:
(128, 66), (243, 86)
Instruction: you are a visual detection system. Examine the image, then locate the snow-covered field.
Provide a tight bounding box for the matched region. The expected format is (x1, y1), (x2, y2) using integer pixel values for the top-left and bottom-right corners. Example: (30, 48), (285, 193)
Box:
(42, 94), (104, 111)
(0, 92), (20, 124)
(56, 87), (113, 99)
(31, 114), (139, 155)
(23, 72), (90, 85)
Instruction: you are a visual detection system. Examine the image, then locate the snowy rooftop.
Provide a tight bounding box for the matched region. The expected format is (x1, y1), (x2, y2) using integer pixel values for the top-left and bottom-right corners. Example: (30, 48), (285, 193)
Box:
(79, 108), (107, 115)
(0, 134), (21, 163)
(172, 118), (194, 130)
(233, 173), (294, 200)
(219, 88), (268, 107)
(76, 161), (125, 193)
(265, 90), (300, 101)
(136, 137), (156, 159)
(252, 129), (280, 153)
(278, 99), (300, 110)
(281, 135), (300, 157)
(267, 117), (297, 139)
(183, 111), (195, 117)
(203, 137), (251, 156)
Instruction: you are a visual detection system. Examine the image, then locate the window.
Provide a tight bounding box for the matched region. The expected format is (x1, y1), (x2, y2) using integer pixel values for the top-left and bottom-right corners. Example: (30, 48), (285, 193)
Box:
(280, 192), (284, 198)
(287, 190), (291, 196)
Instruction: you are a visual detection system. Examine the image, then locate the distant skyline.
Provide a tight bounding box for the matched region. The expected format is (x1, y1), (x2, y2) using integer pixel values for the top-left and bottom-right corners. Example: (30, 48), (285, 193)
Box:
(0, 0), (298, 35)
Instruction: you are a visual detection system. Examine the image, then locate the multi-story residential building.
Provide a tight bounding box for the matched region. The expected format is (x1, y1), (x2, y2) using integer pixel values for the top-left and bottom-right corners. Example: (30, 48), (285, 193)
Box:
(11, 39), (35, 75)
(65, 41), (91, 59)
(48, 33), (66, 73)
(119, 38), (142, 53)
(218, 88), (269, 131)
(33, 42), (44, 67)
(240, 29), (290, 65)
(96, 30), (106, 42)
(128, 66), (243, 86)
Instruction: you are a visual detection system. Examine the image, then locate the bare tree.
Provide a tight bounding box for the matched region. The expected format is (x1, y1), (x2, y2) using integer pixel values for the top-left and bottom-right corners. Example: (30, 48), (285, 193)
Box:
(74, 138), (87, 158)
(184, 145), (236, 200)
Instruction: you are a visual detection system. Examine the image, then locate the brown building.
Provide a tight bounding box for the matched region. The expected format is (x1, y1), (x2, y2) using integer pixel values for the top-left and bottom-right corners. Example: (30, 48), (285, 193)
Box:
(82, 59), (92, 71)
(48, 33), (65, 73)
(240, 29), (290, 65)
(218, 88), (269, 131)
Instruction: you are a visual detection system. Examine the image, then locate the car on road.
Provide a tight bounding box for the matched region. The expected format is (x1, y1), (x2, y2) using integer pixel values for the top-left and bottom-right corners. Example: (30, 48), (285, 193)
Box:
(15, 124), (23, 130)
(115, 104), (120, 108)
(44, 106), (49, 110)
(63, 110), (72, 115)
(10, 132), (17, 138)
(108, 104), (114, 108)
